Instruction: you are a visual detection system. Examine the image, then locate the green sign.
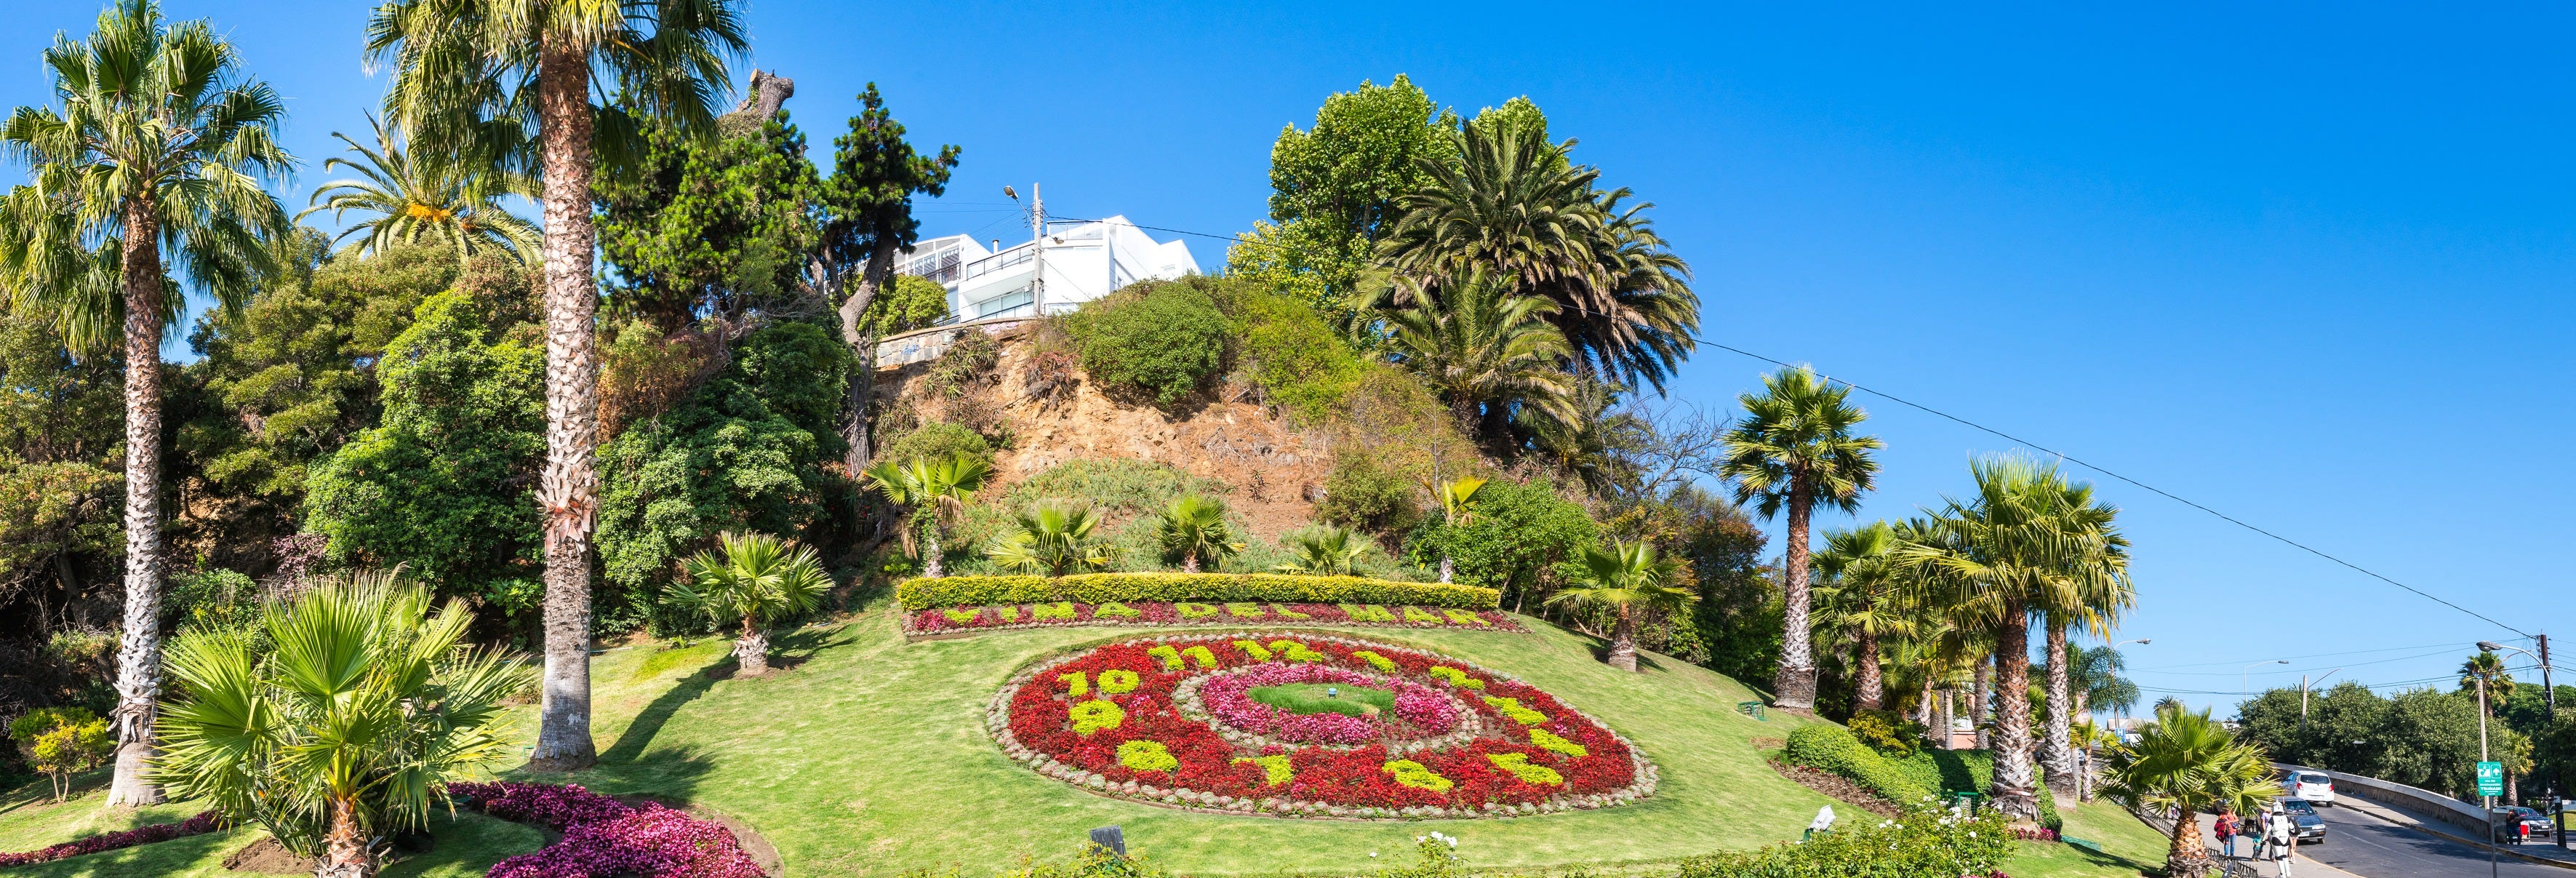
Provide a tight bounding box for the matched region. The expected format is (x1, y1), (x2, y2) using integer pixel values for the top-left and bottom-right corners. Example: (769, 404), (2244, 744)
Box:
(2478, 761), (2505, 797)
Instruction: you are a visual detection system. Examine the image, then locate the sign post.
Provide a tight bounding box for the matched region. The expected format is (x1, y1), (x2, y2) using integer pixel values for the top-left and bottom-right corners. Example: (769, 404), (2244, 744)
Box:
(2481, 760), (2505, 878)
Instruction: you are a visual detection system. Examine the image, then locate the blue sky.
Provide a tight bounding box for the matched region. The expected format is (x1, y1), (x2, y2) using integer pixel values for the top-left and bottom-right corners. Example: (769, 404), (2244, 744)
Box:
(4, 1), (2569, 713)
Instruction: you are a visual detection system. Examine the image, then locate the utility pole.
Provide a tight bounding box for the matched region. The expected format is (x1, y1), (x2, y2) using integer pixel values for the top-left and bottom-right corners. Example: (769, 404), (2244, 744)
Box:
(2542, 633), (2561, 849)
(1029, 183), (1045, 317)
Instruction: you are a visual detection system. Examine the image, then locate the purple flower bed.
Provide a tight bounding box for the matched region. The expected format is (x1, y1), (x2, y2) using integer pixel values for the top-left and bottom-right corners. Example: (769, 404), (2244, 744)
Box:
(449, 781), (767, 878)
(0, 810), (222, 866)
(1198, 663), (1456, 744)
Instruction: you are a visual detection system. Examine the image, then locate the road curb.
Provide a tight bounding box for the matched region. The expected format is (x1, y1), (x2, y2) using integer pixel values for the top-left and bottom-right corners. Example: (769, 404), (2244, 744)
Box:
(2335, 797), (2576, 872)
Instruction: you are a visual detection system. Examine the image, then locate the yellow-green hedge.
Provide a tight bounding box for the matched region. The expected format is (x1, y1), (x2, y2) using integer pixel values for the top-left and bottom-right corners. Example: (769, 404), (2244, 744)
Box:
(894, 572), (1501, 611)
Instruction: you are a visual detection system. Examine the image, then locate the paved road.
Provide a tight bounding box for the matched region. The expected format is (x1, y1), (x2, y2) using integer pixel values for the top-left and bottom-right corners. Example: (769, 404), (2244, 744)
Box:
(2293, 801), (2567, 878)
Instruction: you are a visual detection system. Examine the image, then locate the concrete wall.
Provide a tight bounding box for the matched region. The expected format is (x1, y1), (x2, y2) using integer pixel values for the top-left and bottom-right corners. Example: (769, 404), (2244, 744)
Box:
(873, 316), (1032, 368)
(2274, 762), (2492, 838)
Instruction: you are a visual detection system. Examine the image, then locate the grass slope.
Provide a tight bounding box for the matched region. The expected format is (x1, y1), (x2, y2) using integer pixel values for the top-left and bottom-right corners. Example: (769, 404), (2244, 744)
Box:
(0, 777), (540, 878)
(0, 606), (2165, 877)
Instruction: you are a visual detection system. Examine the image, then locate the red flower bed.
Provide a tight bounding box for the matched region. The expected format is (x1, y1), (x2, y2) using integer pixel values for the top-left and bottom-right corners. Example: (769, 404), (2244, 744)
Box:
(911, 601), (1523, 636)
(449, 781), (766, 878)
(0, 810), (222, 867)
(987, 632), (1656, 819)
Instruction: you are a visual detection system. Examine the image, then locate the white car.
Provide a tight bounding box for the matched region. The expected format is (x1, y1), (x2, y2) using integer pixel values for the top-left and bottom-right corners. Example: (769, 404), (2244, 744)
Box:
(2284, 770), (2336, 807)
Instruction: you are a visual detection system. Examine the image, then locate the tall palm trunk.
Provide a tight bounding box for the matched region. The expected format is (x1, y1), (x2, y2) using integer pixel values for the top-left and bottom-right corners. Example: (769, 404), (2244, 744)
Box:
(1774, 472), (1817, 709)
(1181, 554), (1200, 574)
(320, 794), (369, 878)
(735, 617), (769, 676)
(1607, 604), (1639, 672)
(921, 523), (943, 578)
(2042, 616), (2077, 797)
(106, 199), (168, 807)
(2167, 805), (2210, 876)
(527, 41), (600, 773)
(1854, 628), (1884, 711)
(1975, 657), (1994, 751)
(1991, 602), (2039, 820)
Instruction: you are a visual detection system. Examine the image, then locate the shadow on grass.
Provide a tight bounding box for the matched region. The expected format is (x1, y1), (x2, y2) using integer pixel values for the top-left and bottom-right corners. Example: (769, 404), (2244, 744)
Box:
(602, 666), (719, 765)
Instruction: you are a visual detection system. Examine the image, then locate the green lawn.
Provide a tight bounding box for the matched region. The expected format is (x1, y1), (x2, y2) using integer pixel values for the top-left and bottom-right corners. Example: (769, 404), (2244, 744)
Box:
(0, 775), (541, 878)
(1, 605), (2165, 877)
(1249, 682), (1395, 717)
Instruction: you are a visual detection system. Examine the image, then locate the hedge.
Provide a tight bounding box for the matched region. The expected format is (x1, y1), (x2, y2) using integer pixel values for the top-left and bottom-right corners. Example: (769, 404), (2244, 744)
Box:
(1782, 723), (1936, 805)
(895, 572), (1501, 611)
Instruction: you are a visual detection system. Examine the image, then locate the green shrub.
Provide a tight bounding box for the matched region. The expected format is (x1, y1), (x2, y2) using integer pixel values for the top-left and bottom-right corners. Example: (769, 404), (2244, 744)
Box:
(1313, 452), (1420, 535)
(894, 572), (1498, 610)
(951, 459), (1229, 572)
(881, 421), (993, 471)
(1675, 803), (2015, 878)
(1780, 722), (1935, 805)
(1849, 709), (1924, 757)
(1884, 746), (2062, 831)
(167, 568), (260, 635)
(1066, 279), (1228, 407)
(1226, 289), (1365, 423)
(1401, 479), (1597, 600)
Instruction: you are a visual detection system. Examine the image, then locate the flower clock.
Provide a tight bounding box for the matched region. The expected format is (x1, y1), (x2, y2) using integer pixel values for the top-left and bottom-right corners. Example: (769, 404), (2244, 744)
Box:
(987, 632), (1658, 819)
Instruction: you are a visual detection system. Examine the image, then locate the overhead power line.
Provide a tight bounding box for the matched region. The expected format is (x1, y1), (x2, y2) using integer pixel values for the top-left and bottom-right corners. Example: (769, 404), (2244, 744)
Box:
(1032, 213), (2529, 638)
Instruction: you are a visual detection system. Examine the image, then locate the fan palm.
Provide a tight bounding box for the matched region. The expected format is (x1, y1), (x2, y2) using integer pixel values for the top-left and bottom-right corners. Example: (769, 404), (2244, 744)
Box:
(367, 0), (748, 774)
(1811, 520), (1915, 711)
(1157, 494), (1244, 573)
(1548, 540), (1696, 672)
(2038, 482), (2132, 797)
(152, 570), (530, 877)
(2460, 650), (2514, 717)
(1273, 525), (1373, 576)
(1895, 454), (2106, 820)
(0, 0), (295, 805)
(1718, 365), (1882, 711)
(2097, 706), (2278, 877)
(300, 114), (537, 267)
(987, 499), (1110, 577)
(862, 452), (992, 578)
(1378, 271), (1576, 445)
(668, 532), (830, 675)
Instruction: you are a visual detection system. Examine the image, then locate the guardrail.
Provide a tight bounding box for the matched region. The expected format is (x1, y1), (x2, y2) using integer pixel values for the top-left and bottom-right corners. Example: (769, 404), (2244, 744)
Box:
(2273, 762), (2493, 839)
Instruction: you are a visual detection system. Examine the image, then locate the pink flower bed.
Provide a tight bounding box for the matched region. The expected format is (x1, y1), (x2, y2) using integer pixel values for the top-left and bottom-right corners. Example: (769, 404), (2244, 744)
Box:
(449, 781), (766, 878)
(1197, 663), (1457, 744)
(0, 810), (221, 867)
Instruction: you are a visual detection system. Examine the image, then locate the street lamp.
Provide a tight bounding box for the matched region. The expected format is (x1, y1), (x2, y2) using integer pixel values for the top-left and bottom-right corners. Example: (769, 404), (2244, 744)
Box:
(2115, 639), (2151, 648)
(2244, 659), (2290, 698)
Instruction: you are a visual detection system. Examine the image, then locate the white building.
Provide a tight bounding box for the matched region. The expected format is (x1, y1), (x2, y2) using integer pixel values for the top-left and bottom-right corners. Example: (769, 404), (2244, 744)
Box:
(895, 216), (1200, 323)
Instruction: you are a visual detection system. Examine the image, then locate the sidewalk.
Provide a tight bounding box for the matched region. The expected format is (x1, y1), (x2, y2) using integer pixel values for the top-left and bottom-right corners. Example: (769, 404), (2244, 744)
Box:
(2191, 812), (2364, 878)
(2329, 795), (2576, 871)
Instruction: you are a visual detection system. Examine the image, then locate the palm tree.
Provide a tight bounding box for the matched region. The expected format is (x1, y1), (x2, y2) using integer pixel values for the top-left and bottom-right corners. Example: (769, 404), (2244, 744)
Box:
(1896, 455), (2106, 821)
(2038, 481), (2133, 798)
(862, 452), (992, 578)
(2097, 706), (2279, 877)
(1811, 521), (1914, 711)
(1157, 494), (1244, 573)
(1273, 526), (1373, 576)
(2460, 650), (2514, 716)
(669, 532), (829, 675)
(1426, 476), (1486, 583)
(987, 499), (1110, 576)
(152, 570), (529, 877)
(1376, 117), (1697, 390)
(1548, 540), (1696, 672)
(0, 0), (294, 806)
(1378, 272), (1577, 445)
(1719, 365), (1882, 711)
(300, 114), (538, 267)
(367, 0), (747, 774)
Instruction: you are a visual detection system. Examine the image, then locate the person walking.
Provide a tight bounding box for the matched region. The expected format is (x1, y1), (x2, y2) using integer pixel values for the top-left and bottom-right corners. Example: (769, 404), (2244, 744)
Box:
(2268, 807), (2297, 877)
(2215, 811), (2239, 858)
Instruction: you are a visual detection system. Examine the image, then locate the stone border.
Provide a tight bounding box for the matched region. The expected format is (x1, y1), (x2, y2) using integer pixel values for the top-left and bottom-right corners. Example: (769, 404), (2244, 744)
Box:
(983, 629), (1660, 821)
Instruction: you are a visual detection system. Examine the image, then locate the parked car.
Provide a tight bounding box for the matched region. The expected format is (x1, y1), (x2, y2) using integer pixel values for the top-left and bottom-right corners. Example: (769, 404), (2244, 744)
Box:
(2281, 799), (2328, 843)
(2283, 770), (2336, 807)
(2494, 807), (2558, 841)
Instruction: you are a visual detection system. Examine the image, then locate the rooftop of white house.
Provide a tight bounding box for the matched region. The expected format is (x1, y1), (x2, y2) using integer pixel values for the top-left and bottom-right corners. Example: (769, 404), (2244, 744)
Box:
(895, 215), (1199, 324)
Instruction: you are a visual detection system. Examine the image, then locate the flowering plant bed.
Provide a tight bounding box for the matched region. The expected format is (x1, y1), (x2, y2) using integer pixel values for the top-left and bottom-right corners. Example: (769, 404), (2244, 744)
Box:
(908, 600), (1524, 637)
(987, 631), (1656, 819)
(0, 810), (221, 867)
(449, 781), (767, 878)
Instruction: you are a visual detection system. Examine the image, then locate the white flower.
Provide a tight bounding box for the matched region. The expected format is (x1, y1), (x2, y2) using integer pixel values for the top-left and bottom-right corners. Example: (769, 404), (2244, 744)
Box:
(1369, 853), (1377, 858)
(1967, 831), (1976, 838)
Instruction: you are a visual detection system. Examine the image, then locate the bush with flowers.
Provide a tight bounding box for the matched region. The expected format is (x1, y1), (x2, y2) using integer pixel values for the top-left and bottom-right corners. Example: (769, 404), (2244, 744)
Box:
(1673, 802), (2017, 878)
(448, 781), (767, 878)
(988, 632), (1656, 819)
(897, 572), (1499, 611)
(909, 599), (1520, 636)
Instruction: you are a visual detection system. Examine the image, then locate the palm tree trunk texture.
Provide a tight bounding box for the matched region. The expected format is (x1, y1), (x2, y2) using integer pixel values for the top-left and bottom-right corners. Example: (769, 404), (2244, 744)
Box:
(527, 41), (600, 773)
(1182, 553), (1200, 574)
(1854, 630), (1884, 711)
(1975, 658), (1994, 751)
(1608, 604), (1639, 672)
(1773, 476), (1818, 709)
(736, 620), (769, 676)
(922, 525), (943, 578)
(1991, 602), (2040, 820)
(321, 795), (369, 878)
(2042, 618), (2077, 797)
(2166, 805), (2212, 877)
(105, 199), (168, 807)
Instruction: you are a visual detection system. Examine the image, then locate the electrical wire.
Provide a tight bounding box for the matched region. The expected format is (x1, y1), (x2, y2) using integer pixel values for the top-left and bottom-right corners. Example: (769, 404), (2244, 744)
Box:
(1031, 213), (2532, 639)
(2132, 642), (2481, 671)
